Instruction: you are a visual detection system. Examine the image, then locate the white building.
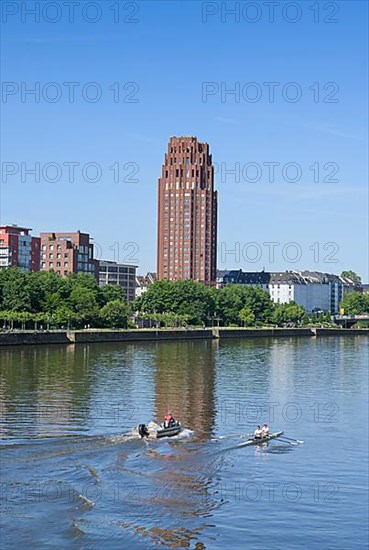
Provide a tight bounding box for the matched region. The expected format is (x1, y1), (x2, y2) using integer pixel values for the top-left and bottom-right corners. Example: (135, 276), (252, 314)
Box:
(217, 270), (358, 314)
(135, 272), (156, 298)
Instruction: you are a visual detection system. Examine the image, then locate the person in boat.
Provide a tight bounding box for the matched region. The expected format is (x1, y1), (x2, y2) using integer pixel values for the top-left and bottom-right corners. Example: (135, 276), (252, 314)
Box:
(164, 411), (175, 428)
(261, 423), (270, 438)
(254, 425), (262, 439)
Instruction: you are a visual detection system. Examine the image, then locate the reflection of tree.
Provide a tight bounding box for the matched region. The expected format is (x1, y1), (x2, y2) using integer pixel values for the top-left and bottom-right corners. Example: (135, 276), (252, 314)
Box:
(0, 345), (93, 437)
(153, 340), (217, 437)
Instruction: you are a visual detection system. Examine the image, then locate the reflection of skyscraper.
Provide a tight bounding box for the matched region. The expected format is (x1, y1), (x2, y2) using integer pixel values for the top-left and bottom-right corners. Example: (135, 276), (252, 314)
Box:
(157, 137), (218, 284)
(153, 341), (217, 437)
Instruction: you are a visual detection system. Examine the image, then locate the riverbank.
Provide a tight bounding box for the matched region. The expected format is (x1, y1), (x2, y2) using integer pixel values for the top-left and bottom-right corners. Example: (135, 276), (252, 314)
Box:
(0, 327), (368, 346)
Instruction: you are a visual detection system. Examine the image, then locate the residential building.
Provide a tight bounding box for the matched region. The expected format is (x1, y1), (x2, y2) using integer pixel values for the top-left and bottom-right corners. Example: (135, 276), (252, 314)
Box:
(135, 271), (156, 298)
(300, 270), (360, 314)
(216, 269), (270, 291)
(216, 269), (358, 314)
(157, 136), (217, 284)
(40, 231), (98, 278)
(99, 260), (137, 302)
(0, 224), (40, 271)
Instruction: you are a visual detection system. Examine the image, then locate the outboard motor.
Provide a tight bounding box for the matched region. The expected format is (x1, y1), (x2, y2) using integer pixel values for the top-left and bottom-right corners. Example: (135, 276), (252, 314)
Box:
(138, 424), (149, 438)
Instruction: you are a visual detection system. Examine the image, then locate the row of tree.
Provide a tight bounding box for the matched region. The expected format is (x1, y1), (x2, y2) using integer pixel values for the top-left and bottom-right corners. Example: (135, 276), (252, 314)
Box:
(134, 279), (325, 327)
(0, 268), (367, 330)
(0, 269), (130, 329)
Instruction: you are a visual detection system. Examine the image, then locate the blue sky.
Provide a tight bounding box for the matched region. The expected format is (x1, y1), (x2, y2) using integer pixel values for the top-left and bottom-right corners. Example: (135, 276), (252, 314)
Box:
(1, 1), (368, 279)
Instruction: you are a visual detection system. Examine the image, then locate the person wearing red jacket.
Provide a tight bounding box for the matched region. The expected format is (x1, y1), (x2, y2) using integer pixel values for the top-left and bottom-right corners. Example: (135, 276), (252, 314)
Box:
(164, 411), (175, 428)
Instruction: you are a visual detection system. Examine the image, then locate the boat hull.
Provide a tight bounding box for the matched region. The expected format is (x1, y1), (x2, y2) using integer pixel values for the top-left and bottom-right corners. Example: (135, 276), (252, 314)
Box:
(138, 421), (182, 439)
(238, 431), (284, 448)
(155, 424), (182, 438)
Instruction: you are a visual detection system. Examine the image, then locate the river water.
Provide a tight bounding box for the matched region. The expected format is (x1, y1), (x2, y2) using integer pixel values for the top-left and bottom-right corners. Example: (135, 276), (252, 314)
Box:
(0, 337), (368, 549)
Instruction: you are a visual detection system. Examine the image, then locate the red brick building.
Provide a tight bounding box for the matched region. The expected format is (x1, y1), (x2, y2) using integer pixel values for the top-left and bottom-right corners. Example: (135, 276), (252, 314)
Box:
(157, 137), (217, 284)
(40, 231), (98, 278)
(0, 225), (40, 271)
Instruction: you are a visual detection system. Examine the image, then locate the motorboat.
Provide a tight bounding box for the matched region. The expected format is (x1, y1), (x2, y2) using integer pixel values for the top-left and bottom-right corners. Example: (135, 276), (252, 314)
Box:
(137, 420), (182, 439)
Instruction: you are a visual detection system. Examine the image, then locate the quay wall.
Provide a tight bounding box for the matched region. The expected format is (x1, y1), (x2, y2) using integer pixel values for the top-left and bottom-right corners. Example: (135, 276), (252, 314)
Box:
(0, 328), (368, 346)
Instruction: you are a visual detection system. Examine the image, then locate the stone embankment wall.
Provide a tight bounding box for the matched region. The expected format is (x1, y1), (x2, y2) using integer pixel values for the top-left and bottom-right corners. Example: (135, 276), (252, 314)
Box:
(0, 327), (368, 346)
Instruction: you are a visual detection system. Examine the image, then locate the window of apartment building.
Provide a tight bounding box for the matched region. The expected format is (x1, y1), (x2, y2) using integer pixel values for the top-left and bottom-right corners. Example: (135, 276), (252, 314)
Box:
(50, 262), (53, 268)
(42, 244), (46, 251)
(49, 245), (54, 251)
(57, 262), (61, 267)
(64, 253), (69, 258)
(57, 245), (61, 250)
(64, 262), (68, 267)
(49, 253), (53, 259)
(57, 253), (61, 259)
(41, 262), (46, 268)
(64, 270), (68, 276)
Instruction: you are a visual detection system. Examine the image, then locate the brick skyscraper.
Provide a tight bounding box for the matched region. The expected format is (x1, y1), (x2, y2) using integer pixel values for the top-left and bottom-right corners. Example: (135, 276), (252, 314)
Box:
(157, 136), (217, 283)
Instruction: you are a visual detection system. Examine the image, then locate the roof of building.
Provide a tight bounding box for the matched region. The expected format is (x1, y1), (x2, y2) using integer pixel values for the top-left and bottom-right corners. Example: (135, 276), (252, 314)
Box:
(0, 224), (32, 234)
(136, 272), (157, 287)
(216, 270), (359, 287)
(99, 259), (137, 268)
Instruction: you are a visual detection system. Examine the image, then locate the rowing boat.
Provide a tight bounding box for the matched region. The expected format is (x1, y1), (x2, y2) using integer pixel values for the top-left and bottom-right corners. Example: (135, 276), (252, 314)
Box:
(237, 431), (284, 448)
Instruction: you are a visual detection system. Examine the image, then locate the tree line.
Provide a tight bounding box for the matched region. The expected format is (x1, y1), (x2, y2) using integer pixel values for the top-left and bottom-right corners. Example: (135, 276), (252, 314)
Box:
(0, 268), (367, 330)
(0, 269), (129, 329)
(134, 279), (323, 327)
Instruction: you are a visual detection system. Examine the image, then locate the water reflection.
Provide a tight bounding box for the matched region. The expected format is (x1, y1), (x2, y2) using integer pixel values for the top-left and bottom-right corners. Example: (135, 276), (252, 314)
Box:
(154, 340), (217, 437)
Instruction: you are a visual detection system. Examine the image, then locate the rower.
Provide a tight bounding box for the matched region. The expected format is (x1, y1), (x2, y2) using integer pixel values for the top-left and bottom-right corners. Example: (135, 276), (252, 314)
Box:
(254, 425), (262, 439)
(261, 423), (270, 438)
(164, 411), (175, 428)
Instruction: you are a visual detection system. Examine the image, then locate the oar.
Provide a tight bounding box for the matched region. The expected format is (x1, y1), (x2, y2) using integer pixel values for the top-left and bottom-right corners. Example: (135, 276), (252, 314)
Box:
(283, 435), (303, 444)
(212, 432), (253, 441)
(278, 438), (299, 446)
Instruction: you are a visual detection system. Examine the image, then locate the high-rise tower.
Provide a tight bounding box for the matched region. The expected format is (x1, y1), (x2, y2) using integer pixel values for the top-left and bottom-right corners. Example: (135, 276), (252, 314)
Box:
(157, 137), (217, 284)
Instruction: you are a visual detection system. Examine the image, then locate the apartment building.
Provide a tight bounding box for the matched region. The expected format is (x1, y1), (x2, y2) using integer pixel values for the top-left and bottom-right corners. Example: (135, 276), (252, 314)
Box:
(0, 225), (40, 271)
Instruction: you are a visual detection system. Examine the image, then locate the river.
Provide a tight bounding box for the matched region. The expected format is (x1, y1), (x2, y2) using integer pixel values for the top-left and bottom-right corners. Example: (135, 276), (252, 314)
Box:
(0, 336), (368, 549)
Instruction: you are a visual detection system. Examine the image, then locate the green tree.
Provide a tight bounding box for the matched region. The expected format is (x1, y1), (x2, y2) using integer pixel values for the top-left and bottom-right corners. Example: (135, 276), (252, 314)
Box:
(341, 270), (361, 284)
(216, 285), (274, 326)
(134, 280), (216, 325)
(36, 270), (66, 312)
(99, 284), (125, 305)
(325, 311), (332, 323)
(301, 313), (310, 325)
(273, 301), (306, 326)
(99, 300), (130, 328)
(0, 268), (33, 312)
(52, 305), (80, 328)
(340, 291), (369, 315)
(68, 286), (99, 325)
(239, 306), (255, 326)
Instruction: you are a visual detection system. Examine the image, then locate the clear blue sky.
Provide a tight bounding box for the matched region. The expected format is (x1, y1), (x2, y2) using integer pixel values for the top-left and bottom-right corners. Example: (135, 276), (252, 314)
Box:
(1, 1), (368, 279)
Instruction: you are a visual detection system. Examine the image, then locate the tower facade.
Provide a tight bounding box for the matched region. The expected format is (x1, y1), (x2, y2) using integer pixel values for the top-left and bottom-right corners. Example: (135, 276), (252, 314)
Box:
(157, 137), (217, 284)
